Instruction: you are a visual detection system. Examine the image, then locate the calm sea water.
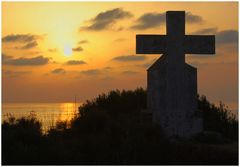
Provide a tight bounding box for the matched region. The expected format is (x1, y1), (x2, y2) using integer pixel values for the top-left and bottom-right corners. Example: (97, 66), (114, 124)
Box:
(2, 102), (238, 133)
(2, 103), (81, 132)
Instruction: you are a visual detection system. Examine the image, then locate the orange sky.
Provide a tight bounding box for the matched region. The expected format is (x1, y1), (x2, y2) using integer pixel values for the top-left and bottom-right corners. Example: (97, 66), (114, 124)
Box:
(2, 2), (238, 113)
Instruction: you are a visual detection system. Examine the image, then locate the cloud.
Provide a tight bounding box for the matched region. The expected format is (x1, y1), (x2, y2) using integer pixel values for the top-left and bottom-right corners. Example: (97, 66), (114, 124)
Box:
(191, 28), (238, 45)
(191, 27), (218, 35)
(3, 55), (50, 66)
(51, 68), (66, 74)
(80, 69), (101, 76)
(79, 67), (113, 77)
(20, 41), (38, 49)
(78, 40), (88, 44)
(101, 76), (114, 81)
(131, 11), (203, 30)
(103, 66), (112, 70)
(2, 34), (39, 43)
(80, 8), (133, 31)
(122, 70), (138, 75)
(185, 12), (204, 24)
(65, 60), (87, 65)
(187, 54), (217, 60)
(3, 70), (31, 78)
(137, 58), (158, 68)
(117, 26), (125, 31)
(72, 46), (83, 52)
(216, 30), (238, 44)
(112, 55), (147, 62)
(2, 34), (41, 50)
(131, 12), (165, 30)
(138, 62), (153, 68)
(189, 60), (237, 68)
(27, 51), (42, 55)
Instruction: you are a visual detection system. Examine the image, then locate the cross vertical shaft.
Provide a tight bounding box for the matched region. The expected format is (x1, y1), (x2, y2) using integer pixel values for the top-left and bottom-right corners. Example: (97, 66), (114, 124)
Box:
(166, 11), (185, 65)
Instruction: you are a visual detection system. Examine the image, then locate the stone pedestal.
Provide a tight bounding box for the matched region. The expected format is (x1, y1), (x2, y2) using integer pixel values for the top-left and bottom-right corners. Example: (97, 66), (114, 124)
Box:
(148, 55), (203, 138)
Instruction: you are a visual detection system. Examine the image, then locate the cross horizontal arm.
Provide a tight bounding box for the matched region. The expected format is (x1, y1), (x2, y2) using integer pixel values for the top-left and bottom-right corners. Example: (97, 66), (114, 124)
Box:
(136, 35), (166, 54)
(184, 35), (215, 54)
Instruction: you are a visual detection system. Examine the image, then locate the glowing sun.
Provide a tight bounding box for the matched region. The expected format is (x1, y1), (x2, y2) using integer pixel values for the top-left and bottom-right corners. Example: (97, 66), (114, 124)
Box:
(64, 45), (72, 56)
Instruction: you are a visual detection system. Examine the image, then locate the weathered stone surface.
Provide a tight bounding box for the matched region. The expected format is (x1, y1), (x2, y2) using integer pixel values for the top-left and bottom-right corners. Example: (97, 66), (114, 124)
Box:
(147, 55), (202, 137)
(136, 11), (215, 138)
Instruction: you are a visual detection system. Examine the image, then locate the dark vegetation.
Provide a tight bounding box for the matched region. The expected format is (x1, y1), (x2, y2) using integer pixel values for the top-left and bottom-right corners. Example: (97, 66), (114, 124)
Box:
(198, 95), (238, 141)
(2, 88), (238, 165)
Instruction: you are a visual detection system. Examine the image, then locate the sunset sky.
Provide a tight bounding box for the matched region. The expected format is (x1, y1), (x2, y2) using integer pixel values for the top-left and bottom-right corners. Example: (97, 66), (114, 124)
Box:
(2, 2), (238, 112)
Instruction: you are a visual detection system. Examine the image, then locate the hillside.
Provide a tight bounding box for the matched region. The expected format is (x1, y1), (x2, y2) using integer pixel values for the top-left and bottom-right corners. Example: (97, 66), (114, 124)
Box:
(2, 88), (238, 165)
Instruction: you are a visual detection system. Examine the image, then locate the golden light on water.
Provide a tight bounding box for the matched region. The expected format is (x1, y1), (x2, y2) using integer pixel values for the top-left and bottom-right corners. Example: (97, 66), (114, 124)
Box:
(60, 102), (76, 110)
(2, 102), (80, 133)
(58, 102), (78, 122)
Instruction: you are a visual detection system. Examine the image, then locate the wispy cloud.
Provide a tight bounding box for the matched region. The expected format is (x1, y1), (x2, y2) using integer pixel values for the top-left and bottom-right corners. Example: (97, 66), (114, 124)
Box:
(138, 62), (154, 68)
(185, 12), (204, 24)
(189, 60), (237, 68)
(72, 46), (83, 52)
(191, 27), (218, 35)
(131, 11), (203, 30)
(216, 30), (238, 45)
(136, 58), (158, 69)
(192, 28), (238, 45)
(103, 66), (112, 70)
(20, 41), (38, 49)
(80, 8), (133, 31)
(131, 12), (165, 30)
(112, 55), (147, 62)
(122, 70), (138, 75)
(80, 69), (101, 76)
(2, 34), (40, 43)
(3, 70), (31, 78)
(2, 34), (41, 50)
(192, 27), (238, 44)
(3, 54), (50, 66)
(78, 40), (88, 44)
(51, 68), (66, 74)
(65, 60), (87, 65)
(78, 66), (114, 77)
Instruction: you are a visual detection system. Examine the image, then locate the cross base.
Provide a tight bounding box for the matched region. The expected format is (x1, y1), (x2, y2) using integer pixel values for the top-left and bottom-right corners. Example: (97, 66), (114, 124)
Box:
(148, 55), (203, 138)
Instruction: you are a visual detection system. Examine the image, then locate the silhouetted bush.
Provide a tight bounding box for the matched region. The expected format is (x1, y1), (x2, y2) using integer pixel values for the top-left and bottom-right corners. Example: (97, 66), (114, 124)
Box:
(2, 115), (44, 164)
(198, 95), (238, 140)
(193, 131), (231, 144)
(78, 88), (146, 117)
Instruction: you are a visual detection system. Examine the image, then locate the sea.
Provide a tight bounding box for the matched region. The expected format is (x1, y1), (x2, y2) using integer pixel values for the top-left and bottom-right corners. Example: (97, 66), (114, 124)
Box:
(2, 103), (81, 133)
(2, 102), (238, 133)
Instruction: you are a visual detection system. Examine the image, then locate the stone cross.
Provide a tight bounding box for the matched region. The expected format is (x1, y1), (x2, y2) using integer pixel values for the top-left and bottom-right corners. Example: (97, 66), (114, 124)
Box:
(136, 11), (215, 138)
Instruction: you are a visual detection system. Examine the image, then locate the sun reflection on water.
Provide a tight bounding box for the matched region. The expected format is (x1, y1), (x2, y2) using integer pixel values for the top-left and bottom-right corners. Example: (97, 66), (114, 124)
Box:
(2, 102), (81, 133)
(58, 102), (78, 122)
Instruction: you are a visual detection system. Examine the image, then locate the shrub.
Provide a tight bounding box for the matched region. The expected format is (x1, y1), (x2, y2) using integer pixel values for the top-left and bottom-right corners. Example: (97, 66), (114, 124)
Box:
(2, 115), (43, 165)
(198, 95), (238, 140)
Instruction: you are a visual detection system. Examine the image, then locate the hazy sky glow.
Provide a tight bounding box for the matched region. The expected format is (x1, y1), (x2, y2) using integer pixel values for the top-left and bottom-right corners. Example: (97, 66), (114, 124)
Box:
(2, 2), (238, 112)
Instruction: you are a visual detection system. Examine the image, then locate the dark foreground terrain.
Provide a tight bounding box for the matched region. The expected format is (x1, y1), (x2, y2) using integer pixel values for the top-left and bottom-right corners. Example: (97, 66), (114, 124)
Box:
(2, 88), (238, 165)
